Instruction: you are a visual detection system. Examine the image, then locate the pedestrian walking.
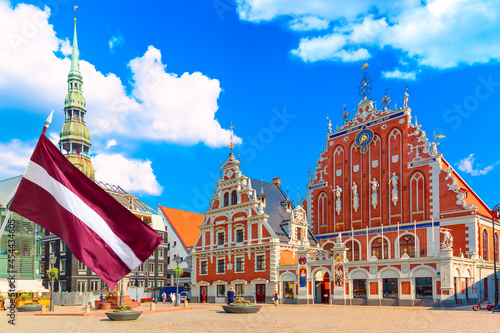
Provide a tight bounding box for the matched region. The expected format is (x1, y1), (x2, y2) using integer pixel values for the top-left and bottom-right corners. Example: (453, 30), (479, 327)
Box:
(162, 292), (167, 304)
(273, 289), (279, 306)
(171, 292), (176, 305)
(227, 287), (235, 305)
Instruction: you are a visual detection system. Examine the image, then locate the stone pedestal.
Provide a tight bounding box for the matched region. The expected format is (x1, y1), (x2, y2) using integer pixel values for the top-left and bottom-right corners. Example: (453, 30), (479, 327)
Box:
(439, 247), (456, 308)
(100, 293), (139, 309)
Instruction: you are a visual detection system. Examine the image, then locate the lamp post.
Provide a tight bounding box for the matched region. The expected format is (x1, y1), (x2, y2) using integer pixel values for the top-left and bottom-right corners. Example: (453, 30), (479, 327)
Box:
(49, 253), (56, 312)
(119, 278), (124, 307)
(492, 205), (500, 312)
(174, 256), (181, 307)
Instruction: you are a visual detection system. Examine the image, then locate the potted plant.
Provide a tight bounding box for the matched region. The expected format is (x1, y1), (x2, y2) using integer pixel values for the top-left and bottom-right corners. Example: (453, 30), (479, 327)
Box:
(37, 295), (50, 307)
(105, 305), (143, 321)
(16, 293), (33, 307)
(222, 297), (262, 314)
(16, 302), (43, 312)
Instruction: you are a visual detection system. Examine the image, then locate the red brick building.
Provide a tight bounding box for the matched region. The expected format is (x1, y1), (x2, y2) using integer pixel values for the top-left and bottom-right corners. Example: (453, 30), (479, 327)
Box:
(302, 90), (497, 307)
(190, 152), (317, 304)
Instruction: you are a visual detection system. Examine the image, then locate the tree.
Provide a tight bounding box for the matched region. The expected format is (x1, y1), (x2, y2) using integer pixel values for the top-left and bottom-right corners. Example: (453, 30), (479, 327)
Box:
(46, 267), (59, 280)
(174, 266), (183, 278)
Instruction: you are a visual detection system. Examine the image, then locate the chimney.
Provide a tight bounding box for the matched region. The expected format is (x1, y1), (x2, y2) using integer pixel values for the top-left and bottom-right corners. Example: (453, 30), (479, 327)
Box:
(272, 177), (281, 187)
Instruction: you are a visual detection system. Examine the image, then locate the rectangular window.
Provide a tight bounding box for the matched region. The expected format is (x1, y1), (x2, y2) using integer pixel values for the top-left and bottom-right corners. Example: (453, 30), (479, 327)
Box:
(49, 241), (55, 254)
(78, 261), (86, 271)
(235, 284), (244, 296)
(200, 261), (208, 275)
(283, 281), (294, 298)
(158, 264), (164, 274)
(353, 279), (367, 298)
(41, 262), (45, 273)
(235, 257), (244, 272)
(256, 255), (265, 271)
(157, 280), (164, 287)
(90, 280), (100, 291)
(217, 259), (225, 273)
(149, 281), (155, 288)
(60, 240), (67, 252)
(41, 243), (46, 254)
(217, 232), (225, 245)
(158, 248), (164, 259)
(236, 229), (244, 243)
(383, 278), (398, 299)
(138, 280), (145, 288)
(149, 263), (155, 273)
(59, 281), (66, 292)
(138, 263), (144, 272)
(415, 277), (433, 299)
(77, 280), (87, 292)
(296, 228), (302, 241)
(217, 285), (225, 297)
(60, 259), (66, 272)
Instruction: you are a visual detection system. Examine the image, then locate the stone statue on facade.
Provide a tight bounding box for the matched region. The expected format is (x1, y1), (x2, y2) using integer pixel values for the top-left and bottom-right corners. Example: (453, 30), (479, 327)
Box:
(351, 182), (359, 212)
(335, 185), (342, 215)
(440, 228), (453, 248)
(403, 91), (409, 108)
(369, 178), (379, 209)
(389, 172), (399, 206)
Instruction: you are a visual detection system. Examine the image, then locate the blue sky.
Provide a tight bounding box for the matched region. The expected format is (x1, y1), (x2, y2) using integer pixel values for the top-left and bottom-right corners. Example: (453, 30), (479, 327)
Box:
(1, 0), (500, 214)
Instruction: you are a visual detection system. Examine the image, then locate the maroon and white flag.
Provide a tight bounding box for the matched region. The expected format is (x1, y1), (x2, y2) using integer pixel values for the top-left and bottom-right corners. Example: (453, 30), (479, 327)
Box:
(8, 133), (163, 290)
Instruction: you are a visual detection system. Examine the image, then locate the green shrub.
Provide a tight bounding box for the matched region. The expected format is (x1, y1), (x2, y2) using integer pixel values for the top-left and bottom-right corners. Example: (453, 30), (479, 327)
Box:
(113, 305), (133, 312)
(230, 297), (254, 305)
(19, 293), (31, 300)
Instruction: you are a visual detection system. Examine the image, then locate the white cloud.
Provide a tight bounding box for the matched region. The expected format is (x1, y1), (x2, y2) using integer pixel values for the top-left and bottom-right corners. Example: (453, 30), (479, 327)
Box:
(106, 139), (117, 148)
(0, 139), (33, 178)
(237, 0), (500, 69)
(0, 0), (239, 148)
(381, 69), (416, 80)
(289, 16), (329, 31)
(92, 153), (163, 196)
(458, 154), (496, 176)
(108, 33), (124, 51)
(291, 33), (369, 62)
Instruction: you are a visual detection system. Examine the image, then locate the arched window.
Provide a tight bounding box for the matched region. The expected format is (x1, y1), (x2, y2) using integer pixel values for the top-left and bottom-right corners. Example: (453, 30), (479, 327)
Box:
(318, 192), (328, 226)
(482, 229), (489, 260)
(399, 234), (416, 257)
(494, 233), (499, 263)
(224, 192), (229, 207)
(346, 241), (360, 261)
(231, 190), (237, 205)
(371, 237), (388, 259)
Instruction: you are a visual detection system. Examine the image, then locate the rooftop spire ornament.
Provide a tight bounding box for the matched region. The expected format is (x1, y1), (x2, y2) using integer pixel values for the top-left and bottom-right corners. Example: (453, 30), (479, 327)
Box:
(228, 122), (235, 154)
(358, 63), (373, 100)
(341, 104), (349, 125)
(381, 88), (391, 108)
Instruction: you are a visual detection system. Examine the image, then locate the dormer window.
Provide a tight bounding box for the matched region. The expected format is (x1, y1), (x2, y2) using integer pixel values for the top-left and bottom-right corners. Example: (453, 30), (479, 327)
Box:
(224, 193), (229, 207)
(231, 190), (237, 205)
(296, 228), (302, 241)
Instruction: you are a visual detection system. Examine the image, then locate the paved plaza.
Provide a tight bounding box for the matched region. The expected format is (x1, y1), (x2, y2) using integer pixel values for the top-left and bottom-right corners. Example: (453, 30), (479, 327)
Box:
(2, 303), (500, 332)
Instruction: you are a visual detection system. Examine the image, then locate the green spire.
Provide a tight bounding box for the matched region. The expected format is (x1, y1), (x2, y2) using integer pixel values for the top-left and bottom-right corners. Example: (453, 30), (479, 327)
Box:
(69, 19), (81, 78)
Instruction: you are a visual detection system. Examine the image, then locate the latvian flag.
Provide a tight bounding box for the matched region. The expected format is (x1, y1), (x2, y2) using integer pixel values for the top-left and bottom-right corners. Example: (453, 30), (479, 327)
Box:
(8, 134), (163, 290)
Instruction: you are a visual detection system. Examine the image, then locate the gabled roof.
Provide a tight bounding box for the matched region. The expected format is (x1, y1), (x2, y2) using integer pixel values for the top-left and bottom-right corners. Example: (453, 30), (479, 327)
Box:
(249, 178), (317, 245)
(95, 179), (157, 215)
(0, 175), (22, 208)
(159, 206), (204, 249)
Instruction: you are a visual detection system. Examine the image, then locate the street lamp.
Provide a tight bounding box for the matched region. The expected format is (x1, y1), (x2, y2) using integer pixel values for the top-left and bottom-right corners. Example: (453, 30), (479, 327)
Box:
(174, 256), (181, 307)
(492, 205), (500, 312)
(49, 253), (56, 312)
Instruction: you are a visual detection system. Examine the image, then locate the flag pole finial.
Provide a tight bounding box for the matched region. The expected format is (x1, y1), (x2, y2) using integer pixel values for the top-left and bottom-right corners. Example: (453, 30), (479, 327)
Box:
(42, 110), (54, 135)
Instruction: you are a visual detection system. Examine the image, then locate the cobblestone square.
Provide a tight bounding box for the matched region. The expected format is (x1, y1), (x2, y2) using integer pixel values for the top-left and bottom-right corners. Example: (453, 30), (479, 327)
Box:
(3, 303), (500, 333)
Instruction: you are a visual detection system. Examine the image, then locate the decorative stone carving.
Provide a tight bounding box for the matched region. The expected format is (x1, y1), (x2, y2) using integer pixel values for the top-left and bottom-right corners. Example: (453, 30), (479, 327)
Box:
(370, 264), (377, 275)
(352, 182), (359, 212)
(401, 262), (410, 274)
(335, 185), (343, 215)
(403, 91), (409, 108)
(440, 228), (453, 248)
(369, 178), (379, 209)
(389, 172), (399, 206)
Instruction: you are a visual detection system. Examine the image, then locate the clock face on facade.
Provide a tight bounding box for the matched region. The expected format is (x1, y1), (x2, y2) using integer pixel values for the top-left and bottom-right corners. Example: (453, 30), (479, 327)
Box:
(354, 125), (374, 153)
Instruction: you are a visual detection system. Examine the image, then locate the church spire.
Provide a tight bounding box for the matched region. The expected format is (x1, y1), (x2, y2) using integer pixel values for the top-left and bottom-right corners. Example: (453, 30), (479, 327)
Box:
(69, 18), (81, 76)
(59, 14), (95, 180)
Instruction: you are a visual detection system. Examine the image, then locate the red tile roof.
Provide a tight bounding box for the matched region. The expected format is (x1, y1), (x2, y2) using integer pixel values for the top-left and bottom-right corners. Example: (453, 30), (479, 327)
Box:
(159, 205), (204, 249)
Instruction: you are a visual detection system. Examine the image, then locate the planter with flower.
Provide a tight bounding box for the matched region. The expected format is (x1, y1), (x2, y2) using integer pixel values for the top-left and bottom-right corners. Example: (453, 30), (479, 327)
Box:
(37, 295), (50, 307)
(105, 305), (143, 321)
(16, 293), (33, 307)
(222, 297), (262, 314)
(16, 302), (43, 312)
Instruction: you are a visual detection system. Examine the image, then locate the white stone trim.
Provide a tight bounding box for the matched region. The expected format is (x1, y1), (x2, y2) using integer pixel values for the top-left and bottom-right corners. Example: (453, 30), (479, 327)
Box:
(368, 234), (392, 259)
(216, 257), (226, 275)
(254, 252), (266, 272)
(199, 258), (208, 276)
(234, 255), (245, 273)
(394, 232), (420, 259)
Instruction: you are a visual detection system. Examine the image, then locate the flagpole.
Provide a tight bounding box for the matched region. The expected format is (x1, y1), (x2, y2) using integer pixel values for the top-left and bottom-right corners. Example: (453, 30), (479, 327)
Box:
(432, 218), (435, 257)
(381, 224), (384, 259)
(351, 225), (354, 261)
(397, 222), (400, 258)
(0, 210), (12, 238)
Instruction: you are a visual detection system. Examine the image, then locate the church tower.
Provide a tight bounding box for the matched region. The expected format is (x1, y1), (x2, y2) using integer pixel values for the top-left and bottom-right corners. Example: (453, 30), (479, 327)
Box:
(59, 18), (95, 180)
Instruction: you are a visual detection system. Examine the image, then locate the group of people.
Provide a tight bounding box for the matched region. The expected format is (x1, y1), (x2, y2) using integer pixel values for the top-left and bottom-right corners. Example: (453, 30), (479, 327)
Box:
(160, 292), (177, 304)
(226, 287), (279, 306)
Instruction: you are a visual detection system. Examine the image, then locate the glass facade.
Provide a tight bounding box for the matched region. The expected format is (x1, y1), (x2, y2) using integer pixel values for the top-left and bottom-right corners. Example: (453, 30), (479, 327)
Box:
(0, 209), (42, 279)
(353, 279), (367, 298)
(383, 278), (398, 298)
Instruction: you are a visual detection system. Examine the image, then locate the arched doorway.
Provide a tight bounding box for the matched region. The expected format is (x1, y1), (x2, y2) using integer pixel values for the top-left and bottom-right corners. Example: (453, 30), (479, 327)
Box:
(314, 270), (330, 304)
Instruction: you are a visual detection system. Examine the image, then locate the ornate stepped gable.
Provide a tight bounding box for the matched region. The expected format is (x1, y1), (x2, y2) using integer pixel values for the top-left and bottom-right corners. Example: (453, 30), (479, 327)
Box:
(306, 90), (490, 237)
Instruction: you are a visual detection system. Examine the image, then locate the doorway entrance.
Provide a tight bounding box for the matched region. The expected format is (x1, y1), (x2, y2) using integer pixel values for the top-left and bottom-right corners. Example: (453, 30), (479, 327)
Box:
(256, 284), (266, 303)
(200, 286), (207, 303)
(314, 270), (330, 304)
